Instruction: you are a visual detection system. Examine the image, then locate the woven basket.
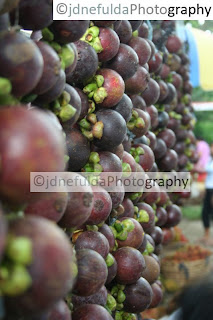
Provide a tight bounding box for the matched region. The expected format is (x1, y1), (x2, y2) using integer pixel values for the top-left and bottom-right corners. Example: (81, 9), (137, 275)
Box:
(161, 255), (212, 292)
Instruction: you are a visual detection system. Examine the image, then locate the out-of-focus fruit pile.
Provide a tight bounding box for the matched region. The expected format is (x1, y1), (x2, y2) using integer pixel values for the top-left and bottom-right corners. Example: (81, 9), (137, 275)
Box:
(163, 245), (212, 262)
(0, 5), (198, 320)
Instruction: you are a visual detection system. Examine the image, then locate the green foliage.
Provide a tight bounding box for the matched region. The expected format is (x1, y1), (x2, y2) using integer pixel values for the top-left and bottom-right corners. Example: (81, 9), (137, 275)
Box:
(182, 205), (201, 220)
(194, 111), (213, 143)
(192, 87), (213, 102)
(192, 87), (213, 143)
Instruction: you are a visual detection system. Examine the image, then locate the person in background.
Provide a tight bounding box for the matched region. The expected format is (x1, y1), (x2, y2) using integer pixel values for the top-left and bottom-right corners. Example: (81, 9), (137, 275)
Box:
(194, 137), (210, 182)
(159, 274), (213, 320)
(199, 142), (213, 245)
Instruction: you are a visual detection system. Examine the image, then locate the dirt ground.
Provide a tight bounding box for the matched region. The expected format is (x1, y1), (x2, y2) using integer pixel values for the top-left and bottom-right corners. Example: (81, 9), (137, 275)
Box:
(179, 217), (213, 246)
(179, 217), (204, 243)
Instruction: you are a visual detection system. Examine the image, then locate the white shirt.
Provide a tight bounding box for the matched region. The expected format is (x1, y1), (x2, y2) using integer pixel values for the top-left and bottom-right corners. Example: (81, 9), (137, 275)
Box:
(205, 157), (213, 189)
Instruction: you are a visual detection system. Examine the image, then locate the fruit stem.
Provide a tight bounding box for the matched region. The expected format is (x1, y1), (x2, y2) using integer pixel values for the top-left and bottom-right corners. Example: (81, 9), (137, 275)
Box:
(87, 113), (97, 124)
(121, 219), (135, 232)
(21, 93), (38, 103)
(59, 104), (76, 122)
(122, 162), (132, 176)
(137, 210), (149, 223)
(93, 87), (108, 104)
(42, 27), (54, 42)
(59, 91), (71, 106)
(117, 290), (126, 303)
(105, 253), (114, 267)
(89, 152), (100, 164)
(116, 230), (128, 241)
(92, 121), (104, 139)
(0, 264), (32, 296)
(79, 118), (92, 130)
(81, 129), (94, 141)
(83, 82), (98, 94)
(106, 293), (117, 312)
(146, 241), (154, 254)
(6, 237), (33, 266)
(0, 77), (12, 95)
(59, 45), (75, 68)
(95, 75), (105, 88)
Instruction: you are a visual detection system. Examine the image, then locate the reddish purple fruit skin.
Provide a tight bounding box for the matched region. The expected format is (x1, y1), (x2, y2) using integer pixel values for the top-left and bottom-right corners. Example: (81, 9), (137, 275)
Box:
(117, 218), (144, 249)
(109, 183), (125, 209)
(99, 224), (115, 252)
(75, 88), (90, 120)
(25, 192), (68, 222)
(130, 95), (146, 111)
(49, 20), (90, 44)
(166, 35), (182, 53)
(96, 69), (125, 108)
(137, 202), (155, 233)
(114, 20), (132, 44)
(99, 151), (123, 173)
(113, 94), (133, 122)
(158, 149), (178, 171)
(157, 129), (176, 149)
(66, 127), (90, 172)
(37, 68), (66, 104)
(72, 286), (108, 310)
(131, 109), (151, 138)
(141, 255), (160, 285)
(0, 31), (43, 97)
(60, 84), (82, 129)
(72, 304), (113, 320)
(114, 247), (146, 284)
(18, 0), (53, 31)
(67, 41), (98, 85)
(123, 277), (153, 313)
(86, 186), (112, 225)
(149, 226), (163, 246)
(73, 249), (108, 296)
(98, 27), (120, 62)
(138, 234), (148, 254)
(5, 216), (76, 316)
(153, 138), (167, 160)
(144, 183), (161, 206)
(75, 231), (110, 259)
(106, 257), (118, 285)
(125, 66), (150, 95)
(94, 109), (127, 149)
(94, 21), (116, 27)
(164, 204), (182, 228)
(128, 37), (151, 66)
(59, 183), (94, 229)
(157, 80), (169, 102)
(148, 52), (163, 74)
(156, 206), (168, 227)
(138, 22), (149, 38)
(33, 41), (61, 95)
(0, 106), (66, 204)
(157, 191), (169, 207)
(119, 198), (135, 219)
(0, 206), (7, 262)
(65, 43), (78, 76)
(142, 78), (160, 107)
(149, 283), (163, 309)
(145, 131), (157, 150)
(138, 143), (155, 172)
(146, 105), (159, 130)
(48, 300), (71, 320)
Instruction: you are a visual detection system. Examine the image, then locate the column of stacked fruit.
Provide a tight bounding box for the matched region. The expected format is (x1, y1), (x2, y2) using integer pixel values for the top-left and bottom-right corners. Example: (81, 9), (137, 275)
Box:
(0, 2), (197, 319)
